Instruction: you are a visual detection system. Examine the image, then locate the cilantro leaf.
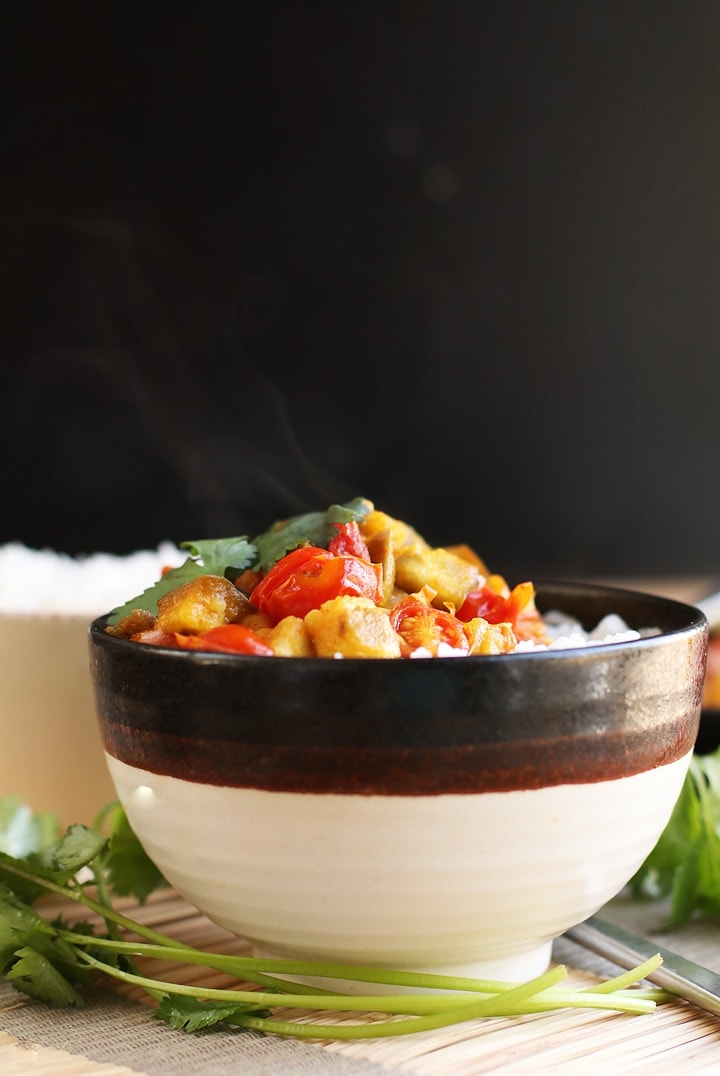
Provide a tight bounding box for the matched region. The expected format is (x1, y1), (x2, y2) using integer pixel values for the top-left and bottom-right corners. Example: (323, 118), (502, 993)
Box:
(16, 924), (93, 985)
(253, 497), (372, 571)
(0, 804), (105, 888)
(154, 993), (270, 1033)
(32, 824), (108, 884)
(0, 888), (54, 971)
(6, 945), (85, 1007)
(179, 537), (256, 577)
(102, 807), (167, 904)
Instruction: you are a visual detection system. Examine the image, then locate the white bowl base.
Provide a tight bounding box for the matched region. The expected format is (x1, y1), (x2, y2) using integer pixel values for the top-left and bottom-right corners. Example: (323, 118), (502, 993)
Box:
(108, 752), (691, 984)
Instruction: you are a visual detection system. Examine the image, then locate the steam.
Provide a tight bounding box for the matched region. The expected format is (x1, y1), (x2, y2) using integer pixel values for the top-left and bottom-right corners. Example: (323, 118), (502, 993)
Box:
(3, 208), (350, 550)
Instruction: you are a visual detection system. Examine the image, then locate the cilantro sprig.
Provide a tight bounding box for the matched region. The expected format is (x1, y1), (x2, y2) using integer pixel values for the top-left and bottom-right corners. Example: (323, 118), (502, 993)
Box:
(0, 796), (668, 1038)
(106, 497), (372, 624)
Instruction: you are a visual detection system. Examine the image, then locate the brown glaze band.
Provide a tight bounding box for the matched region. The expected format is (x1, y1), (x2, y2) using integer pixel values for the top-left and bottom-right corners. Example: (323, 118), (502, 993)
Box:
(99, 711), (700, 794)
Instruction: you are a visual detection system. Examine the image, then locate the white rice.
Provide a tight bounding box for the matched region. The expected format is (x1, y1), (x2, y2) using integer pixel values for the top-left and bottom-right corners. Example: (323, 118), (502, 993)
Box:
(0, 542), (184, 616)
(514, 610), (657, 652)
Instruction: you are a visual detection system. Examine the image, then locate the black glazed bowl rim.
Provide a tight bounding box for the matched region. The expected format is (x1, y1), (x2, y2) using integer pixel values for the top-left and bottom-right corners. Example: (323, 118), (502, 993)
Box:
(89, 581), (709, 795)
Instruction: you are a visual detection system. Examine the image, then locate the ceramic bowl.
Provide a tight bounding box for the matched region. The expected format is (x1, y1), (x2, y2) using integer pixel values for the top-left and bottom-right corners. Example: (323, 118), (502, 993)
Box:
(89, 581), (708, 982)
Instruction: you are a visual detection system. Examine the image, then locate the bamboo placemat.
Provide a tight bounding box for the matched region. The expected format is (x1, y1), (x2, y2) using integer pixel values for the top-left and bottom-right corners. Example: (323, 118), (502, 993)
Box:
(2, 888), (720, 1074)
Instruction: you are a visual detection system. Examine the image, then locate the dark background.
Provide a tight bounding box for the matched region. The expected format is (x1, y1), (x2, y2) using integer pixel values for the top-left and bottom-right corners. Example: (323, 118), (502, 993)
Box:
(2, 2), (719, 581)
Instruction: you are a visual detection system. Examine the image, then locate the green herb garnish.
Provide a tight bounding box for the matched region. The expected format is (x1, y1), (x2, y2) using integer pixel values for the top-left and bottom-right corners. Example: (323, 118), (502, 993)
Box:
(631, 748), (720, 925)
(106, 498), (372, 624)
(0, 796), (667, 1039)
(252, 497), (372, 572)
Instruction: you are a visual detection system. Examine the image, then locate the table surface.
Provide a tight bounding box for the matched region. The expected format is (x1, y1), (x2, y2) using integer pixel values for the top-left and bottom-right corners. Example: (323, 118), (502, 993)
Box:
(2, 576), (719, 1074)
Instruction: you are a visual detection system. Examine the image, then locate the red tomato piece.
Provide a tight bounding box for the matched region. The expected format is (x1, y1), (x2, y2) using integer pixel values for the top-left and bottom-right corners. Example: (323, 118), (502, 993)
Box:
(390, 595), (469, 657)
(328, 520), (372, 560)
(251, 547), (382, 621)
(252, 546), (325, 596)
(456, 581), (544, 642)
(456, 582), (533, 624)
(175, 624), (274, 656)
(456, 585), (508, 623)
(249, 546), (332, 617)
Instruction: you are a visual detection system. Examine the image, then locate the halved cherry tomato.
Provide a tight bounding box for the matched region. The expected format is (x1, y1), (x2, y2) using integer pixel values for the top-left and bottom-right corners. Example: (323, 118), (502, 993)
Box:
(457, 586), (505, 622)
(251, 546), (382, 622)
(174, 624), (274, 655)
(456, 581), (530, 624)
(253, 545), (324, 591)
(456, 580), (544, 642)
(328, 520), (372, 560)
(389, 594), (470, 656)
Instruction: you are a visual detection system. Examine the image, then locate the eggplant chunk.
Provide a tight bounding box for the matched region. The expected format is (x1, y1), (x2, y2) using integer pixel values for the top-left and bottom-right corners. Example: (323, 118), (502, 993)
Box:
(156, 574), (249, 635)
(394, 547), (482, 610)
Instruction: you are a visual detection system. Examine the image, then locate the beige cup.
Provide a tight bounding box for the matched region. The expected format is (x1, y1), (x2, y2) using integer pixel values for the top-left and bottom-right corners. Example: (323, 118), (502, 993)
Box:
(0, 613), (116, 827)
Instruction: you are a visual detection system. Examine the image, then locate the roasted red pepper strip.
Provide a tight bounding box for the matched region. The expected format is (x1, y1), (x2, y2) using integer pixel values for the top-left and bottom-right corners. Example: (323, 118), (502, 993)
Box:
(174, 624), (274, 655)
(251, 546), (382, 621)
